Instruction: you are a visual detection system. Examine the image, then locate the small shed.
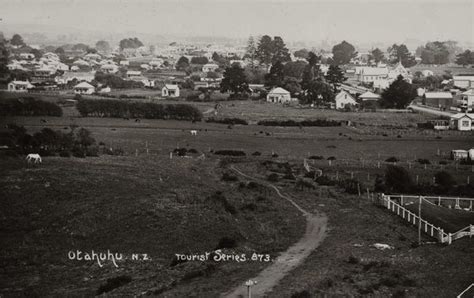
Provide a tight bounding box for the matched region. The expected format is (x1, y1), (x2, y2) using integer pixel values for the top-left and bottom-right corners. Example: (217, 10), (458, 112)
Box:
(450, 113), (474, 131)
(335, 90), (357, 109)
(162, 84), (180, 97)
(451, 150), (469, 161)
(359, 91), (381, 101)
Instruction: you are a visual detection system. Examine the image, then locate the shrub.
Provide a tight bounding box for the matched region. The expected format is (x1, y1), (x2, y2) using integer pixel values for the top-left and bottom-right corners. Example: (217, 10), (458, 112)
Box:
(173, 148), (187, 156)
(214, 150), (246, 156)
(252, 151), (261, 156)
(434, 171), (456, 187)
(385, 165), (414, 193)
(0, 98), (62, 117)
(291, 290), (312, 298)
(96, 275), (132, 295)
(188, 148), (198, 154)
(385, 157), (398, 163)
(315, 175), (336, 186)
(308, 155), (323, 160)
(85, 146), (99, 157)
(72, 147), (86, 158)
(439, 160), (448, 165)
(205, 117), (248, 125)
(327, 156), (336, 160)
(417, 158), (430, 165)
(258, 119), (341, 127)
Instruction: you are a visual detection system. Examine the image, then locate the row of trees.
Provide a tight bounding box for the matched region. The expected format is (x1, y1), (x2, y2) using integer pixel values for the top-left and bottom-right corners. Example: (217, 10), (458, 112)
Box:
(0, 98), (63, 117)
(76, 99), (202, 121)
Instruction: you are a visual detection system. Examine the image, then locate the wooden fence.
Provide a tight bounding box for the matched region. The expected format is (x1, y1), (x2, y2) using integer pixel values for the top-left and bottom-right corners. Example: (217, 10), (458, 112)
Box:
(379, 194), (474, 244)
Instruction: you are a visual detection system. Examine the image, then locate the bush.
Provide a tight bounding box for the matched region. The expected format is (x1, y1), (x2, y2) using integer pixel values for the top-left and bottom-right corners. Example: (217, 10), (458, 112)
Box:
(308, 155), (323, 160)
(173, 148), (187, 156)
(252, 151), (261, 156)
(0, 98), (62, 117)
(72, 147), (86, 158)
(258, 119), (341, 127)
(291, 290), (312, 298)
(385, 157), (399, 163)
(214, 150), (246, 156)
(315, 175), (336, 186)
(205, 117), (248, 125)
(327, 156), (336, 160)
(417, 158), (430, 165)
(434, 171), (456, 187)
(77, 99), (202, 121)
(208, 191), (238, 215)
(385, 165), (414, 193)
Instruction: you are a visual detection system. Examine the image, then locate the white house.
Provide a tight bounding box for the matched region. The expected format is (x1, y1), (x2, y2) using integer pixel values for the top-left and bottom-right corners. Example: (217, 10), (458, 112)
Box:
(453, 75), (474, 89)
(100, 64), (119, 74)
(119, 60), (130, 66)
(162, 84), (180, 97)
(202, 63), (219, 72)
(126, 70), (142, 80)
(266, 87), (292, 103)
(461, 89), (474, 111)
(335, 90), (358, 109)
(450, 113), (474, 131)
(359, 91), (381, 101)
(7, 81), (33, 92)
(73, 82), (95, 95)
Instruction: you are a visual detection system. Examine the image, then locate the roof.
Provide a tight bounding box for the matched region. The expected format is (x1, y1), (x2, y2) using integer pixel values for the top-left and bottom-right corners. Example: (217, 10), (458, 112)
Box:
(268, 87), (290, 95)
(335, 90), (357, 101)
(164, 84), (179, 90)
(424, 92), (453, 99)
(359, 91), (381, 100)
(356, 67), (388, 76)
(462, 89), (474, 96)
(9, 80), (30, 85)
(74, 82), (95, 89)
(450, 113), (474, 119)
(203, 63), (218, 68)
(127, 70), (141, 75)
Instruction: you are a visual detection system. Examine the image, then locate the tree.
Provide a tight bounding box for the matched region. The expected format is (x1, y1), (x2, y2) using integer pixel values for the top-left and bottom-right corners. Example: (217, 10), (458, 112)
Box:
(325, 65), (347, 92)
(420, 41), (449, 65)
(455, 50), (474, 67)
(190, 56), (209, 64)
(265, 61), (285, 87)
(220, 64), (249, 95)
(384, 165), (414, 193)
(332, 41), (357, 65)
(370, 48), (384, 64)
(387, 44), (416, 67)
(300, 79), (334, 106)
(271, 36), (291, 63)
(245, 36), (257, 67)
(95, 40), (111, 53)
(30, 48), (42, 59)
(256, 35), (273, 65)
(55, 47), (65, 55)
(206, 71), (220, 79)
(294, 49), (309, 59)
(119, 37), (143, 50)
(301, 52), (322, 90)
(283, 61), (307, 79)
(176, 56), (190, 71)
(10, 34), (25, 47)
(282, 77), (302, 97)
(72, 43), (89, 52)
(380, 75), (417, 109)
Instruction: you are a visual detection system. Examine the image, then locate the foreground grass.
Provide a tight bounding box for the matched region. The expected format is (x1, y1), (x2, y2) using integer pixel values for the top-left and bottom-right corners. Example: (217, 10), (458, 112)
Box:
(0, 155), (304, 296)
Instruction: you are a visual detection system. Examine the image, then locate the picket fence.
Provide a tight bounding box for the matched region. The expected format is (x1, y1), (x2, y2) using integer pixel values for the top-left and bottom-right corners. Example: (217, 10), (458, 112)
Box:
(380, 194), (474, 244)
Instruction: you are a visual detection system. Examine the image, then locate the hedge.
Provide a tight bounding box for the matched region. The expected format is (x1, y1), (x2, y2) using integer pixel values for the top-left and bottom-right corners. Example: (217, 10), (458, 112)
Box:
(257, 119), (341, 127)
(0, 97), (62, 116)
(76, 98), (202, 121)
(205, 117), (248, 125)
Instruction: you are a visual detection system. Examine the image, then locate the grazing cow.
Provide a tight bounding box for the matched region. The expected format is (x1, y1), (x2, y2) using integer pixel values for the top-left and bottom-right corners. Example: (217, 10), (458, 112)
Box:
(190, 130), (197, 136)
(135, 118), (141, 123)
(26, 153), (42, 164)
(40, 119), (47, 123)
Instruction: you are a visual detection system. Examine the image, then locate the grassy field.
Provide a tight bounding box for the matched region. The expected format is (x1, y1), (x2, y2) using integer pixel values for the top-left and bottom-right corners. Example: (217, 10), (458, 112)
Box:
(1, 96), (473, 296)
(0, 156), (305, 296)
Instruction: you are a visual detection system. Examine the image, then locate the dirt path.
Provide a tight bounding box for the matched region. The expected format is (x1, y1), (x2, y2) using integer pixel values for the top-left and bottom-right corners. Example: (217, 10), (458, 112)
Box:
(222, 166), (327, 298)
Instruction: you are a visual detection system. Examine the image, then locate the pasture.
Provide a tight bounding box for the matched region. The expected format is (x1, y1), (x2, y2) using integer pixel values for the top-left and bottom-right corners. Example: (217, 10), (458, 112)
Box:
(0, 99), (473, 297)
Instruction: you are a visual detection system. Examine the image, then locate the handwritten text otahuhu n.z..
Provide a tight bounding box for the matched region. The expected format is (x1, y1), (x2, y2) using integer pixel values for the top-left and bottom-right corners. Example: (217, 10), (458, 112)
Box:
(68, 250), (150, 268)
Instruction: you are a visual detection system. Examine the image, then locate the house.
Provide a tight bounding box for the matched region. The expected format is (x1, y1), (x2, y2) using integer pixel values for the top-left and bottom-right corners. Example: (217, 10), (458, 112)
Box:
(335, 90), (358, 109)
(266, 87), (292, 103)
(355, 66), (388, 83)
(126, 70), (142, 80)
(142, 79), (155, 88)
(119, 60), (130, 66)
(450, 113), (474, 131)
(162, 84), (180, 97)
(359, 91), (381, 101)
(248, 84), (265, 94)
(461, 89), (474, 111)
(7, 81), (33, 92)
(19, 53), (35, 60)
(423, 92), (453, 109)
(100, 64), (119, 74)
(73, 82), (95, 95)
(202, 63), (219, 72)
(451, 150), (469, 161)
(453, 74), (474, 89)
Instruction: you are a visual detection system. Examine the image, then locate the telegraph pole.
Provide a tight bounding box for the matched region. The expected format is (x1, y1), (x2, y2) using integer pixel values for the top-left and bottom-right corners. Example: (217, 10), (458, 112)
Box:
(418, 196), (422, 246)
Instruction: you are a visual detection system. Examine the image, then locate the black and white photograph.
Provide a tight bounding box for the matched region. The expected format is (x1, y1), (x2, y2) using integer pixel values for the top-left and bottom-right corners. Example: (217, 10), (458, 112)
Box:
(0, 0), (473, 296)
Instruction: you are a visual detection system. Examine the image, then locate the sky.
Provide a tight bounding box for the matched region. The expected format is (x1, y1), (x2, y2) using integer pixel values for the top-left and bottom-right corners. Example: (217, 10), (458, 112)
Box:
(0, 0), (473, 46)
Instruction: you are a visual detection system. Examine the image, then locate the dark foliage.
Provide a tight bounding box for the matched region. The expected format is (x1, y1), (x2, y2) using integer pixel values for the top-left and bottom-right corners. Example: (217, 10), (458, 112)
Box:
(0, 98), (62, 117)
(258, 119), (341, 127)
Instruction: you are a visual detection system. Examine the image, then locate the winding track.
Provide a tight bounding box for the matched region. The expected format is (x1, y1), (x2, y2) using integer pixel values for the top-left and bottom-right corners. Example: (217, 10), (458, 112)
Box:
(222, 166), (327, 298)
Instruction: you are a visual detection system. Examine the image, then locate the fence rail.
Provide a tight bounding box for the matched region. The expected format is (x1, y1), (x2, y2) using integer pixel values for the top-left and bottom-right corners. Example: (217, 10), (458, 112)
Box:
(380, 194), (474, 244)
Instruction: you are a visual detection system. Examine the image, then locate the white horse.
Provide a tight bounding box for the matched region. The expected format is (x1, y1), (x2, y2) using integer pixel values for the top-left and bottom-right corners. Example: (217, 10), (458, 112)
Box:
(26, 153), (42, 164)
(190, 130), (197, 136)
